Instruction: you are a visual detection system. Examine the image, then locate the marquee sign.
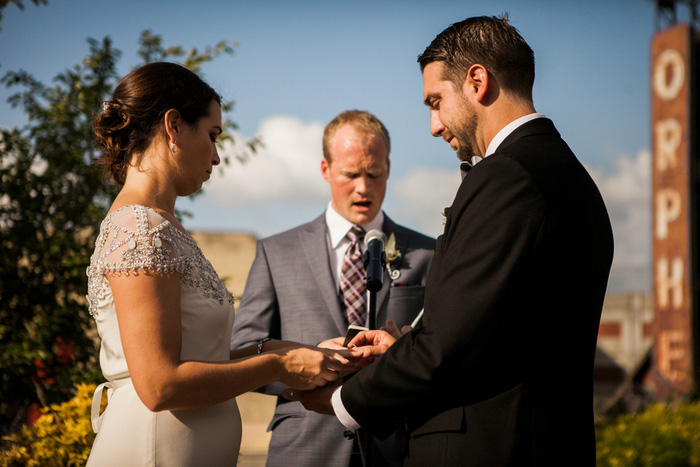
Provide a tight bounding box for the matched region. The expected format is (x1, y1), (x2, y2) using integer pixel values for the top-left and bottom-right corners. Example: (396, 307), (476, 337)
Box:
(650, 23), (697, 398)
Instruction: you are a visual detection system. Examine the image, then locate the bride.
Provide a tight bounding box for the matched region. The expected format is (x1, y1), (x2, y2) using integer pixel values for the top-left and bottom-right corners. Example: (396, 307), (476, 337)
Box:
(86, 62), (356, 466)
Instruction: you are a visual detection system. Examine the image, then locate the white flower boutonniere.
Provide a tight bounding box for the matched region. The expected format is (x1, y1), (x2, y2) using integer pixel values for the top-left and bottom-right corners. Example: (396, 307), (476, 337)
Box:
(384, 232), (402, 280)
(441, 206), (452, 227)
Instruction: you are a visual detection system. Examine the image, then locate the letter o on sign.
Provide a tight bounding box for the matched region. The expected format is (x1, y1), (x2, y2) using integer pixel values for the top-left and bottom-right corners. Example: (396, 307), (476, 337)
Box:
(654, 49), (685, 101)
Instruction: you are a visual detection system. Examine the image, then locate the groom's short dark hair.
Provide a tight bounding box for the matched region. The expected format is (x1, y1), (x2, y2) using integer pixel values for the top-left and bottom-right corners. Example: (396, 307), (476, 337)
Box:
(418, 15), (535, 101)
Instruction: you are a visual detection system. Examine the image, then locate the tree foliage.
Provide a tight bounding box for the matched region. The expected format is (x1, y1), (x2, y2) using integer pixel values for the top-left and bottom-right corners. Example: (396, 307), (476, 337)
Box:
(0, 0), (48, 32)
(0, 30), (247, 435)
(596, 401), (700, 466)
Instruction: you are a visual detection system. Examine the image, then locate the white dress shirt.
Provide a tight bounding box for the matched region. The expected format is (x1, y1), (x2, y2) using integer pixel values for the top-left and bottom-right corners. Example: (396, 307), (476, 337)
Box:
(324, 201), (384, 289)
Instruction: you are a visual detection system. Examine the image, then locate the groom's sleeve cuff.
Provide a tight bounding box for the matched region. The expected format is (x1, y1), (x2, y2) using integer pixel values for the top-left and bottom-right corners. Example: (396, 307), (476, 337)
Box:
(332, 386), (360, 430)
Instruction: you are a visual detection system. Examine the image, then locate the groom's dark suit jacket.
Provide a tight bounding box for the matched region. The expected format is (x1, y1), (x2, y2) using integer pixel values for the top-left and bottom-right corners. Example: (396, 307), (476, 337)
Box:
(231, 214), (434, 466)
(341, 118), (614, 466)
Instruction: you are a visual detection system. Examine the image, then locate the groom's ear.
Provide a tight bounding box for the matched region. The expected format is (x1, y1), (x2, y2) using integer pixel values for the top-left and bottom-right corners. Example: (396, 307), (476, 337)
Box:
(463, 64), (488, 103)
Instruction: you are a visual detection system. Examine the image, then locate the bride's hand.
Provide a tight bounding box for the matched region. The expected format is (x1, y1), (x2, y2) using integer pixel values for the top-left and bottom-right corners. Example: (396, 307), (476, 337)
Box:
(275, 346), (356, 390)
(317, 336), (346, 350)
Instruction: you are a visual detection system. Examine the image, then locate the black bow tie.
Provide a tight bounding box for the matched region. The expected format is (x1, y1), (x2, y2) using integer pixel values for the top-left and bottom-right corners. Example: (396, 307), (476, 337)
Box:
(460, 161), (472, 179)
(460, 156), (484, 179)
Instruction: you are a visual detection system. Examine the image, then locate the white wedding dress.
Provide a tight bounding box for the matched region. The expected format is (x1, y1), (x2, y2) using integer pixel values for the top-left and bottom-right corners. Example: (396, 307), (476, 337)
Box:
(85, 205), (241, 466)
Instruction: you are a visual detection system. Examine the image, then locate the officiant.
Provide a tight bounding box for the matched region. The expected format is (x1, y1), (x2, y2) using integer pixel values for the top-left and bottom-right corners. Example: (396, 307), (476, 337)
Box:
(230, 109), (435, 467)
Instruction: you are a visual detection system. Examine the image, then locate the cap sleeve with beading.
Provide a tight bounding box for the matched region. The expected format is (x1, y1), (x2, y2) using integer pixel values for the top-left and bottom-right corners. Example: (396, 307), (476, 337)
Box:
(86, 204), (233, 317)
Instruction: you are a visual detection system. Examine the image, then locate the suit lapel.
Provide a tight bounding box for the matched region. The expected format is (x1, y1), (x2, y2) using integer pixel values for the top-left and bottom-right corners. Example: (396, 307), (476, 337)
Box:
(299, 216), (348, 335)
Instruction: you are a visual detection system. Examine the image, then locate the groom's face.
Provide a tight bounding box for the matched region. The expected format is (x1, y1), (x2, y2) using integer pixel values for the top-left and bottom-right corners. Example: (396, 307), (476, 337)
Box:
(423, 61), (480, 161)
(321, 124), (390, 225)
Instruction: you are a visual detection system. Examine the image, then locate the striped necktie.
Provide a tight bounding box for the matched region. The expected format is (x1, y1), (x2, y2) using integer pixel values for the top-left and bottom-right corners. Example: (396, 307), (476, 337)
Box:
(340, 225), (366, 326)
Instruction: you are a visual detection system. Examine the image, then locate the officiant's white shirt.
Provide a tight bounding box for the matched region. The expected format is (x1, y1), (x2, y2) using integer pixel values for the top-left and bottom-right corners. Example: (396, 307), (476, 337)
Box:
(325, 201), (384, 290)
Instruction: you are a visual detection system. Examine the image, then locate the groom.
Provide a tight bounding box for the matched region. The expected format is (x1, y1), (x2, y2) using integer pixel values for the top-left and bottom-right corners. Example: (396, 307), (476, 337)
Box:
(230, 110), (435, 466)
(288, 16), (614, 466)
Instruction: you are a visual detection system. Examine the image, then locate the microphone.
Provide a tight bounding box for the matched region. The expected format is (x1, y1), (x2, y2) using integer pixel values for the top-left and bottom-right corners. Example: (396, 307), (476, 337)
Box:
(364, 229), (387, 293)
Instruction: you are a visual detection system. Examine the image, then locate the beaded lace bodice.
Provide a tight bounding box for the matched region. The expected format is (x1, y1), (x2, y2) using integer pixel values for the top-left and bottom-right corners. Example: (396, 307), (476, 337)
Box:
(86, 204), (234, 317)
(87, 205), (235, 381)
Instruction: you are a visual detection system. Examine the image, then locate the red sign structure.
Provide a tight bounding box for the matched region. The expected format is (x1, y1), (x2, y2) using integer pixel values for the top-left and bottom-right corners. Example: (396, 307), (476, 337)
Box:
(649, 23), (698, 399)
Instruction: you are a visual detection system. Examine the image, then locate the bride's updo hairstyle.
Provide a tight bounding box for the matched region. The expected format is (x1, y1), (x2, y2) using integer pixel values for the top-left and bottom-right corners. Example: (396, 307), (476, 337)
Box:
(93, 62), (221, 185)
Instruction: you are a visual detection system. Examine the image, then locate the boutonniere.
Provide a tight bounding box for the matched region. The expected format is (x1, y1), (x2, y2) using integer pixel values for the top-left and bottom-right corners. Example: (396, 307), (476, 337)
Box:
(384, 232), (402, 280)
(442, 206), (452, 227)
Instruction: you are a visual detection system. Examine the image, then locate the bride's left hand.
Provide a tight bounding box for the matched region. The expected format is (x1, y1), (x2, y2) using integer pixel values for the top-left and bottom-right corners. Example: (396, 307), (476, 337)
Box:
(317, 336), (346, 350)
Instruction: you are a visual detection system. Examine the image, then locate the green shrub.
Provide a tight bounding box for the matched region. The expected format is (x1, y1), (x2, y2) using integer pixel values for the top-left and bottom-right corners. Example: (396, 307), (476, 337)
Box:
(4, 385), (699, 466)
(596, 401), (700, 466)
(0, 383), (98, 467)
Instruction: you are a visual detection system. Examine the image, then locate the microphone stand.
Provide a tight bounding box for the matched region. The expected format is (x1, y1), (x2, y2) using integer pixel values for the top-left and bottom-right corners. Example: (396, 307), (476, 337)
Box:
(364, 249), (386, 330)
(361, 248), (385, 466)
(367, 287), (377, 331)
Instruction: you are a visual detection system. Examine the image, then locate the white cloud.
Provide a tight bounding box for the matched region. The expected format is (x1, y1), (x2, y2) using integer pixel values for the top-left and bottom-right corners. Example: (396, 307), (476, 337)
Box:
(202, 115), (462, 238)
(586, 149), (651, 292)
(195, 114), (463, 237)
(385, 167), (462, 238)
(205, 115), (328, 206)
(195, 114), (652, 293)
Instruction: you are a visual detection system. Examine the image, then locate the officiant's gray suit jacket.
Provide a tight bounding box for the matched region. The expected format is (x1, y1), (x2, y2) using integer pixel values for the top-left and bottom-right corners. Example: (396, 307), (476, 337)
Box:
(230, 212), (434, 467)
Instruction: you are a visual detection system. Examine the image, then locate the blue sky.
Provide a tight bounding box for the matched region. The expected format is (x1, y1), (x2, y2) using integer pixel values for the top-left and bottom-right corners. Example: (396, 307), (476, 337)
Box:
(0, 0), (669, 291)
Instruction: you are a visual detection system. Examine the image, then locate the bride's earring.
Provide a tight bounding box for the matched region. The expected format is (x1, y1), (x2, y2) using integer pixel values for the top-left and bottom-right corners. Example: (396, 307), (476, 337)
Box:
(171, 139), (178, 153)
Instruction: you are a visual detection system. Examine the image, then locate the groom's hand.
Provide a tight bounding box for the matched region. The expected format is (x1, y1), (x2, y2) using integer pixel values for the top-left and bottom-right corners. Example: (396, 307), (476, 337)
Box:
(382, 319), (414, 340)
(346, 329), (396, 368)
(282, 382), (337, 415)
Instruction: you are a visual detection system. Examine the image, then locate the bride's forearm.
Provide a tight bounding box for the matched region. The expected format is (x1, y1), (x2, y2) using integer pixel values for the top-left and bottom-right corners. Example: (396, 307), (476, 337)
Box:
(137, 353), (283, 412)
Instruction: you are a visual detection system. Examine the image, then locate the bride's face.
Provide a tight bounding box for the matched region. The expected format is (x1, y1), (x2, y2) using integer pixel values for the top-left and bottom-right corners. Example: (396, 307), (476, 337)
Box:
(172, 100), (222, 196)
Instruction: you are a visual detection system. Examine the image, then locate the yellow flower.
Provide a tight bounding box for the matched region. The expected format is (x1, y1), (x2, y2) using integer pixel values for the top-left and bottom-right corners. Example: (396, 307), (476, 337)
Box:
(0, 384), (98, 467)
